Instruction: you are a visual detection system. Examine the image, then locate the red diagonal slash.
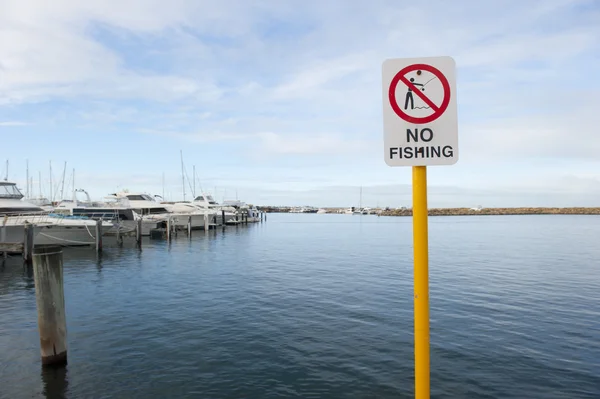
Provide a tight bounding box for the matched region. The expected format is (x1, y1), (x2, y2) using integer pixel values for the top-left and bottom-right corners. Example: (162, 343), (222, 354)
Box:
(398, 75), (439, 111)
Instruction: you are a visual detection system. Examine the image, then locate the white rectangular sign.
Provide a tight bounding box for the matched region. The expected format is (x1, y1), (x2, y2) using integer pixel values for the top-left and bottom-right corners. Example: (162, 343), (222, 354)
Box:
(382, 56), (458, 166)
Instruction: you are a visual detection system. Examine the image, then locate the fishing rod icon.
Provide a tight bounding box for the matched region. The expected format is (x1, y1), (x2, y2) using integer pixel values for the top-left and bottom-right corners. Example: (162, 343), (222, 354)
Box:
(404, 75), (438, 110)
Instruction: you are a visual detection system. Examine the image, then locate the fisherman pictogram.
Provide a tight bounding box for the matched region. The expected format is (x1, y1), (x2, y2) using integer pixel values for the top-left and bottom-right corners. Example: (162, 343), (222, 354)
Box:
(404, 78), (424, 110)
(403, 71), (438, 110)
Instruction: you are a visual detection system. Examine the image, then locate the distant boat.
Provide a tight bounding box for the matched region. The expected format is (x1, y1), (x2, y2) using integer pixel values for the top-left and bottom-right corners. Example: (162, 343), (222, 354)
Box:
(354, 186), (363, 214)
(1, 181), (112, 246)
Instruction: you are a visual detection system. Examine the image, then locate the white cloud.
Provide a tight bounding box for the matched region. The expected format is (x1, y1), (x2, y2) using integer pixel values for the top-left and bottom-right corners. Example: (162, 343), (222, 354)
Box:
(255, 131), (373, 155)
(0, 121), (30, 126)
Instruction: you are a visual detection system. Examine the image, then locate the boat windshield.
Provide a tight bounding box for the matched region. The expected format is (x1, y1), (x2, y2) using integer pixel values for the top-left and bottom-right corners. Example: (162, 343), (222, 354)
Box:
(0, 183), (24, 199)
(205, 195), (218, 205)
(194, 195), (218, 205)
(127, 194), (155, 201)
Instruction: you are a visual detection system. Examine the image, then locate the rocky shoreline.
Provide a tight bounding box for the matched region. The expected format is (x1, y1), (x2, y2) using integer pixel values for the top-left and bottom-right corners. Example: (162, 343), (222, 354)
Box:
(258, 206), (600, 215)
(380, 207), (600, 216)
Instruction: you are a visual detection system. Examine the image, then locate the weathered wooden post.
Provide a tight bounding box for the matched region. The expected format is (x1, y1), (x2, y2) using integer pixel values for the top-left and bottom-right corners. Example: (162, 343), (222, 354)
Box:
(32, 245), (68, 366)
(221, 210), (225, 226)
(166, 217), (171, 241)
(1, 222), (6, 260)
(115, 223), (122, 246)
(95, 220), (102, 253)
(136, 218), (142, 247)
(204, 214), (209, 233)
(24, 223), (35, 265)
(187, 216), (192, 237)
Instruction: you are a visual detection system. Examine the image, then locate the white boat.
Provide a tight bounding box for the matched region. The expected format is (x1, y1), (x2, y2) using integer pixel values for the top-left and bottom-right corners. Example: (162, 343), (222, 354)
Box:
(354, 186), (364, 214)
(99, 191), (175, 235)
(54, 190), (160, 236)
(0, 181), (112, 247)
(222, 200), (261, 222)
(25, 196), (54, 211)
(193, 194), (238, 224)
(317, 208), (327, 214)
(161, 201), (218, 230)
(0, 219), (42, 247)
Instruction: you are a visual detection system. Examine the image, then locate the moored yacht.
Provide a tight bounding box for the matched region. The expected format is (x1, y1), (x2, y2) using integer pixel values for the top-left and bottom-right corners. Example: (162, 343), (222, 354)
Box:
(54, 190), (161, 236)
(160, 201), (219, 230)
(0, 181), (112, 247)
(193, 194), (238, 224)
(222, 200), (261, 223)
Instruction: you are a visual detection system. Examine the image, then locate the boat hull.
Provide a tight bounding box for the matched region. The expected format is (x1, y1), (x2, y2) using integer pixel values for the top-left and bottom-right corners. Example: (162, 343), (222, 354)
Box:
(35, 220), (114, 246)
(171, 213), (219, 230)
(1, 224), (42, 247)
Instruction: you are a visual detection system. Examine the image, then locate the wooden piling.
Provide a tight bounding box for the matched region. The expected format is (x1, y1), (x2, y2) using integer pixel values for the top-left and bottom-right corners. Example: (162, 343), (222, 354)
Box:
(204, 214), (209, 232)
(95, 220), (102, 253)
(23, 223), (34, 265)
(1, 222), (6, 260)
(187, 216), (192, 237)
(116, 224), (122, 246)
(136, 218), (142, 247)
(32, 245), (68, 366)
(166, 217), (171, 241)
(221, 210), (225, 226)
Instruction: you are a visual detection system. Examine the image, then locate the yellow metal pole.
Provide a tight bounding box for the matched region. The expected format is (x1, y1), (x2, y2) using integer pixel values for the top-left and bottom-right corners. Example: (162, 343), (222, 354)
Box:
(412, 165), (430, 399)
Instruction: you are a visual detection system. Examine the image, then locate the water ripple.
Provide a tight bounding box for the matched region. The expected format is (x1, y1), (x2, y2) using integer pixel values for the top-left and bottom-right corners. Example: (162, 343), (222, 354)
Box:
(1, 214), (599, 398)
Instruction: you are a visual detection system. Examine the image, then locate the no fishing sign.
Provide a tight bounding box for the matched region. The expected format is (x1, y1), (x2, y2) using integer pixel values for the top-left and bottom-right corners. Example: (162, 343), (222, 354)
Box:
(382, 56), (458, 166)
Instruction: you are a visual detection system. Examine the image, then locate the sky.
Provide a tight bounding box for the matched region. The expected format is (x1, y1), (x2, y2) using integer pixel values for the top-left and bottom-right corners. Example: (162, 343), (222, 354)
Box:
(1, 0), (599, 208)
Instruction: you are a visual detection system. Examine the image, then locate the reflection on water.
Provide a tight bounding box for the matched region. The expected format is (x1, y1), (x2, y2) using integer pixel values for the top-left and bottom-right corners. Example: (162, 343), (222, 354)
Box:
(1, 214), (599, 399)
(42, 366), (68, 399)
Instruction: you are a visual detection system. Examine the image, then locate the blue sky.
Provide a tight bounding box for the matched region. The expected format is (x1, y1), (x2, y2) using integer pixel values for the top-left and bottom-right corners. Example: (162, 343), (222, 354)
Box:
(1, 0), (599, 207)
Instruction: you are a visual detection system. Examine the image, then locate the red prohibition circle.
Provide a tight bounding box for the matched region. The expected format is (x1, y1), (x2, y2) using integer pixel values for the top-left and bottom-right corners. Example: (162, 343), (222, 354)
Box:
(388, 63), (451, 124)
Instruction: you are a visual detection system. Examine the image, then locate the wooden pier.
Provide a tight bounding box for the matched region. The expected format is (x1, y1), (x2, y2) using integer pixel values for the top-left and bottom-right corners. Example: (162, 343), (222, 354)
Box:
(0, 210), (267, 259)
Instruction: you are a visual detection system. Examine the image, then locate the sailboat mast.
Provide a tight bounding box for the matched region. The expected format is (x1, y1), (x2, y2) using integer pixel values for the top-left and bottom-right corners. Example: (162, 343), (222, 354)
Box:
(162, 172), (165, 200)
(72, 168), (76, 201)
(60, 161), (67, 201)
(49, 161), (53, 202)
(26, 159), (29, 198)
(38, 171), (42, 198)
(193, 165), (196, 198)
(180, 150), (186, 201)
(4, 160), (8, 181)
(359, 186), (362, 209)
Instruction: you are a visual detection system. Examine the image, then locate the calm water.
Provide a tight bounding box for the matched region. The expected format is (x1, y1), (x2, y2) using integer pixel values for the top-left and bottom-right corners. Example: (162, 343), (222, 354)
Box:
(1, 214), (599, 399)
